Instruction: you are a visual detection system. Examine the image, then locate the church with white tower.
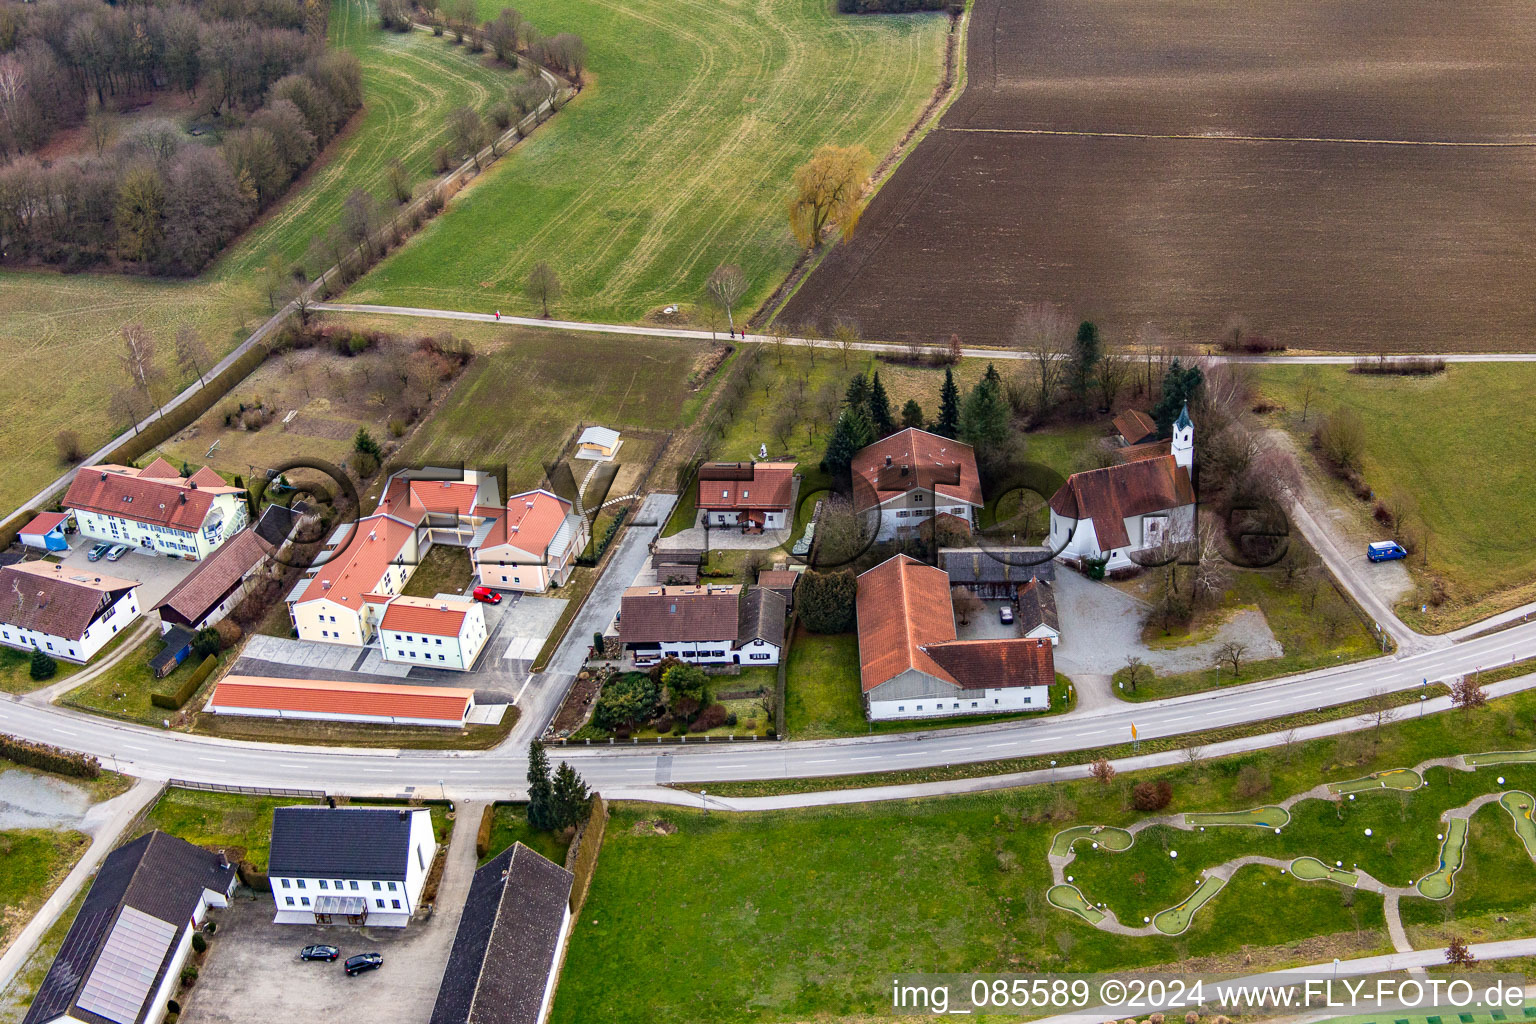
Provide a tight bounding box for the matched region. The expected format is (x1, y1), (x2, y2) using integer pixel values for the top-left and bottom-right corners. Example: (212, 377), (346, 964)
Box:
(1046, 404), (1198, 571)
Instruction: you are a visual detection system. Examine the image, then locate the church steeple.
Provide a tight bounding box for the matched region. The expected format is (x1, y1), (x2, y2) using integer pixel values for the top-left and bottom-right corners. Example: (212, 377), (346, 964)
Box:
(1172, 404), (1194, 470)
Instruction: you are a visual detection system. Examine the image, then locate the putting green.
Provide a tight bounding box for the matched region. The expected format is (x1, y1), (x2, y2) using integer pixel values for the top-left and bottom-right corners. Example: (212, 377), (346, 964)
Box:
(1467, 751), (1536, 766)
(1416, 817), (1469, 899)
(1290, 857), (1360, 886)
(1499, 791), (1536, 857)
(1046, 884), (1105, 924)
(1186, 807), (1291, 829)
(1152, 875), (1226, 935)
(1330, 769), (1422, 795)
(1049, 825), (1133, 857)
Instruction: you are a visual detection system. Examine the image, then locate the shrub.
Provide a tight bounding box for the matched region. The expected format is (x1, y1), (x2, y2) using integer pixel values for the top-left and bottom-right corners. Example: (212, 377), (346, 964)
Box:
(651, 715), (674, 734)
(213, 619), (243, 649)
(592, 672), (659, 731)
(670, 720), (688, 737)
(434, 145), (452, 173)
(191, 932), (207, 954)
(1131, 780), (1172, 811)
(1235, 764), (1271, 799)
(690, 703), (730, 732)
(474, 804), (494, 857)
(388, 419), (406, 437)
(0, 734), (100, 778)
(1312, 407), (1366, 473)
(725, 711), (738, 727)
(180, 965), (198, 988)
(29, 649), (57, 681)
(192, 628), (221, 659)
(151, 655), (218, 710)
(797, 570), (857, 633)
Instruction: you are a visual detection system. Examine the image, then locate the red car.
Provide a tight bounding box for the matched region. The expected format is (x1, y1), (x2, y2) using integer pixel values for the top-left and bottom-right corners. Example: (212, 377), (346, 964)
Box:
(472, 586), (502, 604)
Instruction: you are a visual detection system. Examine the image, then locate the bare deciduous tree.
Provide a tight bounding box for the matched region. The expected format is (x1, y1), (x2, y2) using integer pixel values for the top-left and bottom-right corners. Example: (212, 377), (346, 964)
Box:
(55, 430), (83, 464)
(704, 264), (748, 335)
(174, 326), (210, 385)
(1451, 674), (1487, 710)
(1123, 655), (1148, 693)
(832, 320), (859, 368)
(1216, 639), (1248, 678)
(1297, 364), (1321, 423)
(1089, 758), (1116, 785)
(1013, 302), (1071, 417)
(525, 261), (561, 318)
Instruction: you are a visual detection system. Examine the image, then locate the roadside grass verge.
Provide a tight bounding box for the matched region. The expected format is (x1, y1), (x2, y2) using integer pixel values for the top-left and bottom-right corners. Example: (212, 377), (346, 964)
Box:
(479, 803), (572, 866)
(190, 710), (518, 750)
(1253, 364), (1536, 632)
(1115, 557), (1381, 702)
(348, 0), (949, 322)
(133, 788), (323, 870)
(0, 885), (88, 1024)
(0, 830), (90, 948)
(688, 684), (1454, 798)
(0, 625), (137, 696)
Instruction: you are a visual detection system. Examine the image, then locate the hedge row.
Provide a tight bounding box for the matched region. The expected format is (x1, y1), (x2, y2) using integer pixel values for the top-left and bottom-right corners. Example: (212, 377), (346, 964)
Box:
(565, 792), (607, 915)
(151, 654), (219, 710)
(475, 804), (495, 858)
(576, 506), (628, 568)
(0, 733), (101, 779)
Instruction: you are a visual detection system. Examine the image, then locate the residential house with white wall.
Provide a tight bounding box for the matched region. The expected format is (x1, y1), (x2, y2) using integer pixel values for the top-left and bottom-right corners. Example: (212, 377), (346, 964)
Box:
(379, 596), (488, 671)
(64, 458), (248, 560)
(617, 584), (785, 666)
(851, 428), (982, 542)
(22, 831), (236, 1024)
(269, 806), (437, 928)
(285, 513), (424, 646)
(0, 561), (140, 663)
(153, 528), (271, 633)
(471, 489), (587, 593)
(695, 462), (796, 531)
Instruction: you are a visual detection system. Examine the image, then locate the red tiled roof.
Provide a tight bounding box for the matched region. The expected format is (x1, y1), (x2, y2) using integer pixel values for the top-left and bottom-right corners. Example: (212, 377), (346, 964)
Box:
(20, 512), (68, 536)
(1116, 440), (1173, 464)
(64, 463), (242, 532)
(208, 676), (473, 722)
(856, 554), (957, 692)
(189, 466), (226, 488)
(1113, 410), (1158, 446)
(411, 480), (481, 516)
(619, 585), (740, 643)
(757, 570), (800, 591)
(1048, 455), (1195, 551)
(696, 462), (795, 511)
(923, 637), (1054, 690)
(477, 490), (571, 558)
(380, 596), (471, 636)
(297, 514), (416, 609)
(153, 529), (270, 622)
(851, 428), (982, 513)
(139, 457), (181, 478)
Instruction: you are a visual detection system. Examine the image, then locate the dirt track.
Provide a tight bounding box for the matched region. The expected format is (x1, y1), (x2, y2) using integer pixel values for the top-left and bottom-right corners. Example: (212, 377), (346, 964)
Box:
(783, 0), (1536, 351)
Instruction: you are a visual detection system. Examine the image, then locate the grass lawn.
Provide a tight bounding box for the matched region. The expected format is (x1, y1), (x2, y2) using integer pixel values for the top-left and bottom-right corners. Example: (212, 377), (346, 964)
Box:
(479, 803), (573, 866)
(1254, 364), (1536, 631)
(61, 634), (226, 727)
(555, 694), (1536, 1023)
(348, 0), (949, 323)
(0, 625), (137, 696)
(783, 629), (1074, 739)
(134, 788), (323, 869)
(401, 544), (474, 598)
(1114, 558), (1381, 702)
(0, 0), (529, 516)
(387, 321), (713, 492)
(0, 830), (90, 948)
(0, 885), (87, 1024)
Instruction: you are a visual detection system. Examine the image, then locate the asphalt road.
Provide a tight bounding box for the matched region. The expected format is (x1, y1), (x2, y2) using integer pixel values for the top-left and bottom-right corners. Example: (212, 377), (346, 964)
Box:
(3, 609), (1529, 801)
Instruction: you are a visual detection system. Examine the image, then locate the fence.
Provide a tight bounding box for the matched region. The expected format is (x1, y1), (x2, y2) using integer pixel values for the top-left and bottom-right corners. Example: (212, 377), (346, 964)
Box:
(166, 779), (327, 799)
(774, 612), (797, 738)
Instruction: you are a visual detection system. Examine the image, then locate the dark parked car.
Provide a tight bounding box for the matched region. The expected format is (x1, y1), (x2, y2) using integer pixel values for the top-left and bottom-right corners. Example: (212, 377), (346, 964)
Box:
(86, 542), (111, 562)
(299, 944), (340, 962)
(344, 953), (383, 976)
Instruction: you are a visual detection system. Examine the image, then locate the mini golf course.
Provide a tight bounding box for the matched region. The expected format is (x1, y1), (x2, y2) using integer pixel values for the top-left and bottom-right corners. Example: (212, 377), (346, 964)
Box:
(1046, 750), (1536, 937)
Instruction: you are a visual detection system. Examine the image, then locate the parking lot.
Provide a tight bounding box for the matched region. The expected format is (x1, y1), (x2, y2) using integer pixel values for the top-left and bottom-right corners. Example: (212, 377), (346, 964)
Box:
(52, 537), (198, 608)
(178, 891), (456, 1024)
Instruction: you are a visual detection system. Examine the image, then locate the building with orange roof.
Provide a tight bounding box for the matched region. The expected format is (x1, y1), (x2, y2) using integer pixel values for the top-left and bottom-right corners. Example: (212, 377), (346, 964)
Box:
(855, 554), (1053, 722)
(64, 460), (248, 560)
(471, 489), (587, 593)
(285, 513), (425, 647)
(206, 676), (476, 727)
(379, 596), (488, 671)
(695, 462), (797, 532)
(850, 428), (982, 542)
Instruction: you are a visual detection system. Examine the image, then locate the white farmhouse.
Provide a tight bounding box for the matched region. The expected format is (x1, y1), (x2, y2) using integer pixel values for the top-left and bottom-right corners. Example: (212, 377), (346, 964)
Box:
(379, 595), (489, 671)
(0, 562), (140, 663)
(617, 584), (786, 667)
(850, 428), (982, 542)
(1048, 405), (1197, 571)
(64, 458), (248, 560)
(269, 806), (438, 929)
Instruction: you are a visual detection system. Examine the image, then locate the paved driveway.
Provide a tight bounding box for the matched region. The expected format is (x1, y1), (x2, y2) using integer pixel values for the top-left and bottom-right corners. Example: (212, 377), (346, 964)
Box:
(52, 538), (198, 609)
(180, 802), (483, 1024)
(1053, 570), (1281, 677)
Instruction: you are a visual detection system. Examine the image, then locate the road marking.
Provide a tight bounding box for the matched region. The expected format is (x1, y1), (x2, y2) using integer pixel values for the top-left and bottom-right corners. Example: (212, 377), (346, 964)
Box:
(1164, 715), (1193, 723)
(122, 744), (148, 751)
(986, 742), (1013, 748)
(942, 747), (972, 753)
(448, 770), (480, 774)
(625, 768), (653, 772)
(1254, 700), (1281, 707)
(851, 755), (880, 761)
(713, 764), (748, 769)
(361, 768), (390, 773)
(805, 759), (835, 764)
(197, 757), (225, 763)
(279, 763), (308, 768)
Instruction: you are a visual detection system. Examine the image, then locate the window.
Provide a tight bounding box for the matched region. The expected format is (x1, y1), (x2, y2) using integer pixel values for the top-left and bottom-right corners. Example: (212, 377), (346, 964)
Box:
(297, 879), (306, 889)
(330, 616), (337, 623)
(376, 899), (386, 909)
(409, 651), (416, 658)
(898, 706), (904, 712)
(994, 698), (1000, 705)
(318, 880), (328, 890)
(387, 882), (397, 891)
(281, 879), (291, 888)
(285, 897), (295, 907)
(438, 654), (445, 661)
(335, 881), (343, 889)
(749, 653), (770, 661)
(953, 702), (960, 709)
(396, 650), (404, 658)
(418, 847), (426, 871)
(321, 630), (329, 637)
(971, 702), (978, 708)
(435, 638), (442, 645)
(301, 897), (310, 906)
(896, 510), (909, 518)
(372, 881), (382, 891)
(394, 633), (401, 641)
(349, 881), (359, 890)
(391, 899), (401, 909)
(916, 705), (923, 711)
(1023, 696), (1032, 704)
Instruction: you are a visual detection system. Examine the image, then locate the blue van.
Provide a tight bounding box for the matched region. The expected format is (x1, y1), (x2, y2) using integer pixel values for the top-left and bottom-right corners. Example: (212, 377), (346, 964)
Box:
(1367, 541), (1407, 562)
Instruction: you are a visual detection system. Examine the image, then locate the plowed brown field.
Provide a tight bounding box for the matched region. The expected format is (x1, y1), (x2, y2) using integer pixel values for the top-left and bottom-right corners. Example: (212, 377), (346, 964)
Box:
(782, 0), (1536, 351)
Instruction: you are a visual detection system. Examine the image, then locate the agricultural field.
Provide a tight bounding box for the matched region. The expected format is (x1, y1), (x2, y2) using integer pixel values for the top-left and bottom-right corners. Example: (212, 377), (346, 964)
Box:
(552, 690), (1536, 1024)
(0, 0), (530, 516)
(1254, 365), (1536, 631)
(783, 0), (1536, 352)
(345, 0), (951, 321)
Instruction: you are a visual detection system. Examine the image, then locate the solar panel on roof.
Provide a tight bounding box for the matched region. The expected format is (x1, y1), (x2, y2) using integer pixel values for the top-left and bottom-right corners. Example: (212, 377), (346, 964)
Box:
(75, 906), (178, 1024)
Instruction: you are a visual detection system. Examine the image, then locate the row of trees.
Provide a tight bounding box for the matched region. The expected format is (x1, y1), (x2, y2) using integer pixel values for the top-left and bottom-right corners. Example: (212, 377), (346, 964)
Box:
(526, 741), (591, 833)
(0, 49), (361, 273)
(401, 2), (587, 82)
(0, 0), (326, 160)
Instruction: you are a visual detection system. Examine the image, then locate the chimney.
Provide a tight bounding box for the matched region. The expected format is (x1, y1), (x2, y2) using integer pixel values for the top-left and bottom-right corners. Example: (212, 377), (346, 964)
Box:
(327, 795), (337, 808)
(217, 850), (230, 869)
(397, 809), (408, 821)
(35, 591), (47, 609)
(190, 480), (198, 489)
(884, 455), (892, 468)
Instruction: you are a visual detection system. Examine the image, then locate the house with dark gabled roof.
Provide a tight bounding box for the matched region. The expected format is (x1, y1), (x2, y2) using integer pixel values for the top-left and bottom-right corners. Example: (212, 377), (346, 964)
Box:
(24, 831), (236, 1024)
(1048, 405), (1196, 571)
(616, 584), (785, 666)
(428, 843), (574, 1024)
(695, 461), (796, 532)
(0, 562), (141, 663)
(1016, 577), (1060, 645)
(856, 554), (1053, 722)
(268, 806), (437, 928)
(152, 528), (271, 633)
